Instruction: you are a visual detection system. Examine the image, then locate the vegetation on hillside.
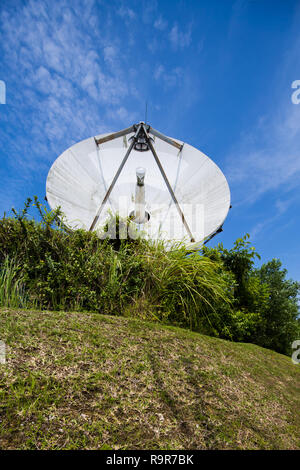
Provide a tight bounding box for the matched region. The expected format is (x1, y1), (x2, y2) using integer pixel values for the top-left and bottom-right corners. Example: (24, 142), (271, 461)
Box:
(0, 197), (299, 355)
(203, 237), (300, 355)
(0, 309), (299, 450)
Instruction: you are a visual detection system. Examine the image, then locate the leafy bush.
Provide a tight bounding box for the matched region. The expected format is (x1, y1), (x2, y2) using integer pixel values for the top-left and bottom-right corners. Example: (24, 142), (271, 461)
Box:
(0, 199), (299, 355)
(254, 259), (300, 355)
(203, 234), (300, 354)
(0, 199), (233, 333)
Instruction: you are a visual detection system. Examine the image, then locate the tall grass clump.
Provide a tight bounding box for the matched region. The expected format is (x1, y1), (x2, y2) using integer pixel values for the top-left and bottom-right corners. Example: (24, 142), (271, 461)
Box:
(123, 240), (235, 335)
(0, 257), (29, 308)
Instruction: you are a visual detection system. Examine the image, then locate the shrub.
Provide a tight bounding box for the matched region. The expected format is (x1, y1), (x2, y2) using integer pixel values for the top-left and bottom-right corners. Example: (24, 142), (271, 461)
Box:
(0, 198), (299, 355)
(0, 199), (233, 333)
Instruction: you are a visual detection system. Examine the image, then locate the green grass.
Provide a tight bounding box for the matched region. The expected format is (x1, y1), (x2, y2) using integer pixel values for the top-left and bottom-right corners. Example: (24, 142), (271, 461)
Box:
(0, 307), (299, 450)
(0, 257), (29, 309)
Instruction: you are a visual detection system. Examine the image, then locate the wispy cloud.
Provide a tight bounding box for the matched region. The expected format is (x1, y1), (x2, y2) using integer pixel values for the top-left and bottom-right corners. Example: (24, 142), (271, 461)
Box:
(223, 21), (300, 249)
(154, 16), (167, 31)
(226, 99), (300, 207)
(169, 23), (192, 50)
(154, 65), (183, 88)
(117, 5), (136, 21)
(0, 0), (139, 212)
(0, 0), (133, 133)
(249, 191), (300, 240)
(0, 0), (194, 214)
(107, 106), (138, 124)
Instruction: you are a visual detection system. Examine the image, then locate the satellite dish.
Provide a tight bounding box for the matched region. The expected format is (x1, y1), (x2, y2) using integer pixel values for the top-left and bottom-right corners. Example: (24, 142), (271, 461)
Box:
(46, 122), (230, 249)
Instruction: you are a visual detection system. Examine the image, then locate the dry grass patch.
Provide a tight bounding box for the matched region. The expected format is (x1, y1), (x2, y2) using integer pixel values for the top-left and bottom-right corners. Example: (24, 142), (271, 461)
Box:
(0, 308), (299, 449)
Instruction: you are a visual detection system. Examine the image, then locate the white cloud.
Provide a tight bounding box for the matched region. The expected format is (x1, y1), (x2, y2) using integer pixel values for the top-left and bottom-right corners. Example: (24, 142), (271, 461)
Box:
(0, 0), (143, 216)
(117, 6), (136, 20)
(104, 45), (117, 63)
(154, 65), (183, 88)
(147, 38), (160, 53)
(249, 192), (300, 240)
(154, 65), (165, 80)
(0, 0), (197, 215)
(169, 23), (192, 50)
(226, 101), (300, 206)
(0, 0), (136, 142)
(107, 106), (138, 124)
(154, 16), (167, 31)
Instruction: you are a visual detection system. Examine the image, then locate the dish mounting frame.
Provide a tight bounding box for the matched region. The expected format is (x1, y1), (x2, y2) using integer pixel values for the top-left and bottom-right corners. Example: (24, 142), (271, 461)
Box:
(90, 122), (195, 242)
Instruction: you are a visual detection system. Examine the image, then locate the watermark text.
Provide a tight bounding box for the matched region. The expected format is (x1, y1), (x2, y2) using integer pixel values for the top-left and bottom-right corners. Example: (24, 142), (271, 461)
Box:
(291, 80), (300, 104)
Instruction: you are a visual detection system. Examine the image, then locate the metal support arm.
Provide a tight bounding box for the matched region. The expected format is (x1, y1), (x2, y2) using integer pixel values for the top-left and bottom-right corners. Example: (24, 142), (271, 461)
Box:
(89, 124), (142, 231)
(149, 127), (183, 151)
(147, 134), (195, 242)
(94, 125), (135, 146)
(90, 122), (195, 242)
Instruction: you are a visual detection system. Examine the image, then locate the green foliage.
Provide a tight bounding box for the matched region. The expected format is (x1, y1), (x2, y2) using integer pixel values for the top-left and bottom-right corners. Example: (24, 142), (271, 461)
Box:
(0, 199), (233, 334)
(254, 259), (300, 354)
(0, 199), (299, 355)
(203, 235), (300, 354)
(137, 244), (234, 333)
(203, 234), (264, 311)
(0, 257), (29, 308)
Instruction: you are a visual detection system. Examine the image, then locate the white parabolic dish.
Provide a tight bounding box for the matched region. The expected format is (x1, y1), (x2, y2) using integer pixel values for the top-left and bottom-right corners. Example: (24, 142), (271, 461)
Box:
(46, 124), (231, 249)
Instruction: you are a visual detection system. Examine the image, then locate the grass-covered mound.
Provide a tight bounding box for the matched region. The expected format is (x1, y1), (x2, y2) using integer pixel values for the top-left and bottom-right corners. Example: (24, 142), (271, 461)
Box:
(0, 308), (299, 450)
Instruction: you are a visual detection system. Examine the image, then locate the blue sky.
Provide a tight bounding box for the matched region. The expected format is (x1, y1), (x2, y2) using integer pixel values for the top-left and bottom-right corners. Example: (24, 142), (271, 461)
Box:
(0, 0), (300, 280)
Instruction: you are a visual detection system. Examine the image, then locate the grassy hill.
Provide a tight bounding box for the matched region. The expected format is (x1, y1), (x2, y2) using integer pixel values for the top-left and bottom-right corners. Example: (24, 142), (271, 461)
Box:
(0, 308), (299, 450)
